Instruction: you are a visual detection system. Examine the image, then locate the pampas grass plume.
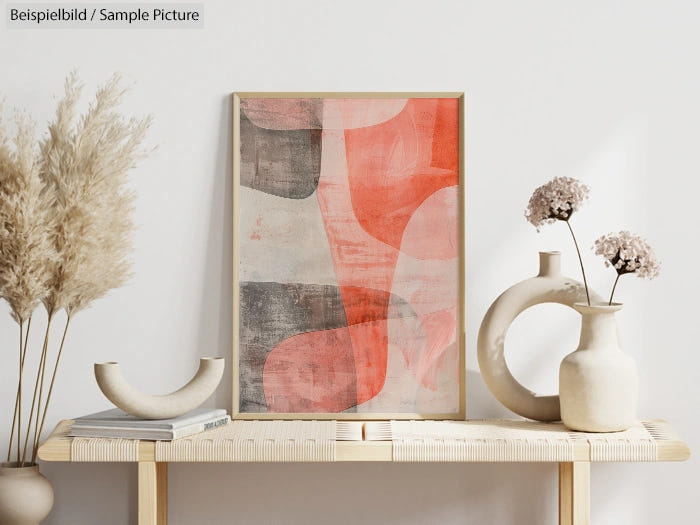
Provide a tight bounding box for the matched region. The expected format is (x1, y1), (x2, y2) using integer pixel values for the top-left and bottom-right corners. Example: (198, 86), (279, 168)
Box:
(0, 108), (56, 323)
(41, 72), (152, 316)
(1, 72), (151, 464)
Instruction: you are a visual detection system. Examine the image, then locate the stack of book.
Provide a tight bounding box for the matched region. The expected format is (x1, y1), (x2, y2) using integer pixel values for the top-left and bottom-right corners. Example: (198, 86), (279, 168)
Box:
(69, 407), (230, 441)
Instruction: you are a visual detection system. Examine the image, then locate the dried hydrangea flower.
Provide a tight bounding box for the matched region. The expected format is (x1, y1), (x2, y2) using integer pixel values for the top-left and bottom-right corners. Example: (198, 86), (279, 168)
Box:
(593, 231), (660, 304)
(525, 176), (590, 230)
(525, 176), (591, 304)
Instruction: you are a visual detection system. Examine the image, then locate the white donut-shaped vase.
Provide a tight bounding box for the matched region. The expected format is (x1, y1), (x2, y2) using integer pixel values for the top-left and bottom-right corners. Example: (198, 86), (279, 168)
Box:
(94, 357), (225, 419)
(477, 252), (601, 421)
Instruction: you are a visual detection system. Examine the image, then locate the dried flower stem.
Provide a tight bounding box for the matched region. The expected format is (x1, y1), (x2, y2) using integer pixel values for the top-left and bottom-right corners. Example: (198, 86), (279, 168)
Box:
(609, 274), (621, 306)
(17, 322), (25, 462)
(7, 322), (23, 461)
(17, 321), (25, 462)
(7, 318), (31, 462)
(31, 348), (48, 462)
(32, 316), (71, 463)
(18, 318), (31, 462)
(566, 221), (591, 305)
(20, 317), (52, 466)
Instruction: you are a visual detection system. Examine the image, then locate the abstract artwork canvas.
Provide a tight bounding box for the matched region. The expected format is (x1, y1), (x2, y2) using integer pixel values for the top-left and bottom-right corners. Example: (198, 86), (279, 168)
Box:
(233, 93), (464, 419)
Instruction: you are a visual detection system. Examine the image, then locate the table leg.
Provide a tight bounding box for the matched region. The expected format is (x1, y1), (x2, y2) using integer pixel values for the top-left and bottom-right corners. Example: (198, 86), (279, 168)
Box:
(559, 462), (590, 525)
(138, 462), (168, 525)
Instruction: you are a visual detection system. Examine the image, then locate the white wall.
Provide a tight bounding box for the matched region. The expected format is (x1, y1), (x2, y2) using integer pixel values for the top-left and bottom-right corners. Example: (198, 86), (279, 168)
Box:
(1, 0), (698, 523)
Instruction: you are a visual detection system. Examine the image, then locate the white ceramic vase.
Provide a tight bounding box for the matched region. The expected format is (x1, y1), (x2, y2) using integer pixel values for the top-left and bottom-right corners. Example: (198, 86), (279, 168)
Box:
(477, 251), (601, 421)
(0, 462), (54, 525)
(94, 357), (225, 419)
(559, 303), (638, 432)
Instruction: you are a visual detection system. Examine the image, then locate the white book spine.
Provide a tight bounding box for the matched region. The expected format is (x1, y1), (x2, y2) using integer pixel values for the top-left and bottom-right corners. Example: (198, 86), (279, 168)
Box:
(171, 416), (231, 439)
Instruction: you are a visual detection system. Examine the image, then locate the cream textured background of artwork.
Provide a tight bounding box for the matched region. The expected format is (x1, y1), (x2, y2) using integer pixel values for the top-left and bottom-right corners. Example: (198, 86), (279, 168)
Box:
(0, 0), (699, 523)
(238, 186), (338, 285)
(239, 100), (460, 414)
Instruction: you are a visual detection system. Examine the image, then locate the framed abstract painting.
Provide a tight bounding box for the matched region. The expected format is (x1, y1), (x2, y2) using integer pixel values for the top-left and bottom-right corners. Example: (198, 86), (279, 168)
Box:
(233, 93), (464, 419)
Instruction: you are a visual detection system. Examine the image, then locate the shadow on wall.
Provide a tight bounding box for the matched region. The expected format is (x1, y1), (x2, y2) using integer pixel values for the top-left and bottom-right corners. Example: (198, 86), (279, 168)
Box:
(466, 369), (515, 419)
(40, 460), (557, 525)
(168, 461), (557, 525)
(196, 94), (234, 413)
(41, 463), (137, 525)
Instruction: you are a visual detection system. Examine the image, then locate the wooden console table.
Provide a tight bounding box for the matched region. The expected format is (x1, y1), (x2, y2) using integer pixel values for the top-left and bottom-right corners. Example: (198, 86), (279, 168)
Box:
(38, 419), (690, 525)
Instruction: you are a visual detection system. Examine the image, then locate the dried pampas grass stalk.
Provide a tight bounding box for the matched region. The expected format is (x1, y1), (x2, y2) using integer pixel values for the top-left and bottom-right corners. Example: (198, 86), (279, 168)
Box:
(0, 110), (55, 324)
(29, 73), (151, 464)
(0, 108), (56, 463)
(0, 73), (151, 465)
(41, 72), (152, 317)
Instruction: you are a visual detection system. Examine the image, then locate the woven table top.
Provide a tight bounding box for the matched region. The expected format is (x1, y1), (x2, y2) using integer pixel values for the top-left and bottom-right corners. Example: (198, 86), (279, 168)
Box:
(38, 419), (690, 463)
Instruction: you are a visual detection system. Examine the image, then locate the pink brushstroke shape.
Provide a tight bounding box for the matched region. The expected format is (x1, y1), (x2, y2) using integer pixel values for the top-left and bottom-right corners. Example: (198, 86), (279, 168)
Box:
(322, 99), (408, 130)
(241, 98), (407, 130)
(262, 320), (390, 413)
(400, 186), (459, 260)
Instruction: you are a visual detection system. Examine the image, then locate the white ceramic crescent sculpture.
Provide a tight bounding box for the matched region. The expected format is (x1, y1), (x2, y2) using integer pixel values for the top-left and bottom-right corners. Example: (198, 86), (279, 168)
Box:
(477, 252), (602, 422)
(94, 357), (225, 419)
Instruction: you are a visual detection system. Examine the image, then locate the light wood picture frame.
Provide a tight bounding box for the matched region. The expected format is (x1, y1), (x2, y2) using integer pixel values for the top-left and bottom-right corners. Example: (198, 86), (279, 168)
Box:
(233, 92), (465, 420)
